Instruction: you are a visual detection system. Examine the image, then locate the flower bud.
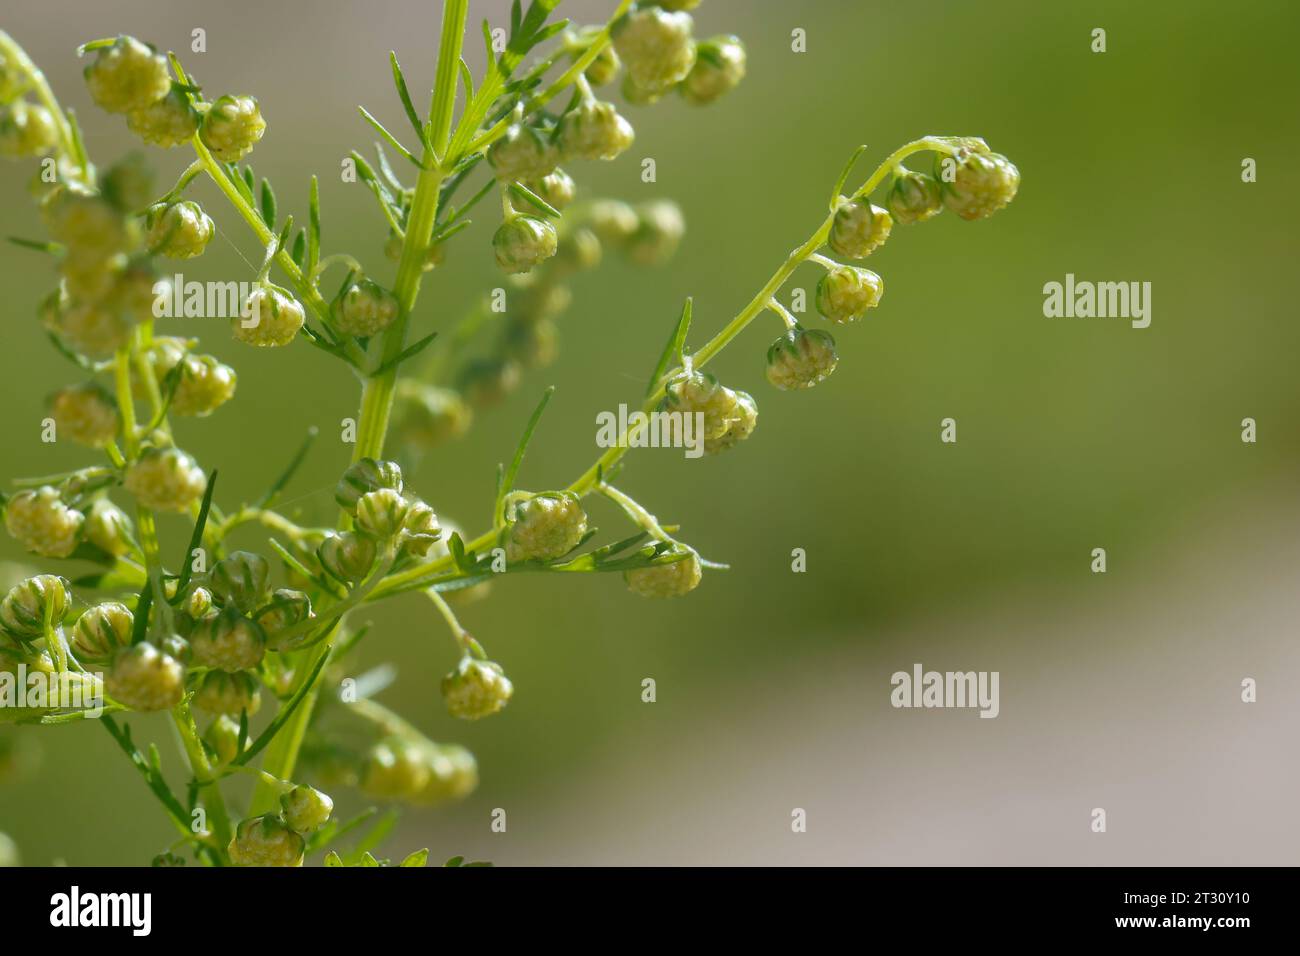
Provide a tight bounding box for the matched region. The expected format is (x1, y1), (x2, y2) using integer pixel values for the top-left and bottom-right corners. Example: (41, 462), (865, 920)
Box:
(335, 458), (404, 513)
(625, 200), (685, 266)
(828, 198), (892, 259)
(124, 447), (206, 512)
(411, 744), (479, 806)
(400, 500), (442, 557)
(193, 669), (262, 717)
(0, 100), (58, 157)
(204, 714), (241, 766)
(0, 574), (72, 639)
(83, 498), (134, 556)
(526, 167), (576, 210)
(612, 5), (697, 94)
(43, 190), (128, 261)
(702, 388), (756, 455)
(487, 123), (559, 182)
(70, 601), (133, 663)
(680, 35), (746, 105)
(83, 37), (171, 115)
(228, 813), (304, 867)
(554, 226), (602, 273)
(517, 283), (573, 323)
(354, 488), (411, 541)
(392, 381), (471, 450)
(582, 198), (639, 244)
(766, 327), (839, 390)
(199, 94), (266, 162)
(937, 147), (1020, 221)
(3, 487), (84, 558)
(504, 492), (588, 562)
(441, 656), (513, 720)
(661, 370), (739, 441)
(505, 317), (559, 369)
(179, 585), (213, 622)
(190, 605), (266, 672)
(493, 214), (558, 274)
(887, 169), (943, 225)
(145, 200), (214, 259)
(48, 382), (118, 447)
(280, 785), (333, 833)
(126, 87), (199, 148)
(331, 277), (399, 337)
(557, 99), (635, 161)
(209, 550), (270, 614)
(460, 358), (520, 408)
(169, 354), (238, 417)
(46, 300), (133, 359)
(578, 32), (621, 86)
(361, 736), (431, 801)
(234, 284), (304, 347)
(620, 73), (662, 106)
(159, 633), (192, 665)
(105, 642), (185, 712)
(625, 546), (702, 598)
(59, 251), (125, 304)
(318, 531), (377, 585)
(0, 50), (23, 101)
(97, 154), (153, 216)
(255, 589), (314, 652)
(815, 265), (883, 324)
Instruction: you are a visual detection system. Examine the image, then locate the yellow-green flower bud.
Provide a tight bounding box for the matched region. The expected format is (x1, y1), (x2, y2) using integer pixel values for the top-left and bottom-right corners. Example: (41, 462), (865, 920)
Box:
(579, 32), (621, 86)
(83, 498), (133, 556)
(204, 714), (241, 766)
(400, 500), (442, 557)
(209, 550), (270, 614)
(331, 277), (398, 337)
(557, 99), (635, 161)
(200, 94), (266, 162)
(170, 354), (238, 417)
(702, 388), (756, 455)
(461, 358), (520, 408)
(47, 301), (133, 359)
(126, 87), (198, 148)
(505, 317), (559, 369)
(0, 49), (23, 101)
(766, 327), (839, 390)
(145, 200), (214, 259)
(124, 447), (206, 512)
(0, 100), (58, 157)
(392, 381), (471, 450)
(517, 283), (573, 323)
(493, 215), (558, 274)
(816, 265), (883, 324)
(887, 168), (943, 225)
(582, 198), (639, 244)
(180, 585), (213, 622)
(335, 458), (404, 513)
(228, 813), (304, 867)
(828, 198), (892, 259)
(621, 73), (662, 106)
(318, 531), (377, 585)
(505, 492), (588, 562)
(280, 785), (333, 833)
(43, 191), (128, 261)
(0, 574), (72, 638)
(234, 284), (304, 347)
(361, 736), (431, 801)
(625, 546), (702, 598)
(193, 669), (262, 717)
(354, 488), (410, 541)
(612, 5), (697, 94)
(112, 263), (164, 324)
(48, 382), (118, 447)
(661, 370), (738, 441)
(411, 744), (479, 806)
(59, 251), (124, 304)
(680, 35), (746, 105)
(526, 167), (576, 210)
(105, 642), (185, 712)
(255, 589), (314, 652)
(441, 656), (513, 720)
(190, 606), (266, 672)
(83, 37), (171, 115)
(3, 487), (84, 558)
(100, 153), (154, 214)
(937, 147), (1020, 221)
(487, 123), (559, 182)
(159, 633), (191, 665)
(554, 225), (602, 273)
(70, 601), (133, 663)
(626, 200), (685, 266)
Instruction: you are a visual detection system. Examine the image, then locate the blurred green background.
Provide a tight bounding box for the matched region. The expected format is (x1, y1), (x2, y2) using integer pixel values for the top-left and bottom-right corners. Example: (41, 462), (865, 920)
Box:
(3, 0), (1299, 865)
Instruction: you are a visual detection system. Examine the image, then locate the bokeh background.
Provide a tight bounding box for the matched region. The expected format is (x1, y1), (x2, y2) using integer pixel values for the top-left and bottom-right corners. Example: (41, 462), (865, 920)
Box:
(2, 0), (1298, 865)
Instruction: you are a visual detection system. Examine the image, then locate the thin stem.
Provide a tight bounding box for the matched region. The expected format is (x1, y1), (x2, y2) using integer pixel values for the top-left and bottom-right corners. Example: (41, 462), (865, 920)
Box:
(766, 297), (799, 330)
(423, 587), (473, 656)
(598, 483), (672, 542)
(0, 31), (77, 167)
(171, 704), (233, 852)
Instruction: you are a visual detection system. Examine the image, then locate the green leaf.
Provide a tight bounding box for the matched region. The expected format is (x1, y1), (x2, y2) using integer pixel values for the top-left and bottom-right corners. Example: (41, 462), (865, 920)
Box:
(254, 426), (318, 509)
(370, 331), (438, 378)
(389, 51), (427, 145)
(324, 851), (344, 867)
(373, 143), (405, 193)
(508, 180), (560, 219)
(444, 855), (465, 867)
(129, 578), (153, 645)
(7, 236), (63, 254)
(358, 105), (423, 169)
(259, 178), (277, 227)
(233, 650), (331, 766)
(290, 228), (307, 269)
(307, 175), (321, 276)
(647, 298), (692, 397)
(173, 469), (217, 598)
(831, 144), (868, 209)
(496, 386), (555, 521)
(399, 848), (430, 867)
(358, 852), (382, 867)
(343, 808), (399, 865)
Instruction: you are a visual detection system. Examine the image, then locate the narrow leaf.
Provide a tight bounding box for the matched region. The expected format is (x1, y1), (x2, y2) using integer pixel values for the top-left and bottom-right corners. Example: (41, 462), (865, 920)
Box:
(389, 52), (426, 144)
(259, 178), (277, 226)
(254, 426), (318, 509)
(358, 105), (422, 168)
(370, 331), (438, 378)
(173, 469), (217, 597)
(233, 650), (330, 765)
(509, 180), (560, 218)
(831, 144), (868, 208)
(646, 298), (693, 397)
(498, 387), (555, 516)
(307, 175), (321, 275)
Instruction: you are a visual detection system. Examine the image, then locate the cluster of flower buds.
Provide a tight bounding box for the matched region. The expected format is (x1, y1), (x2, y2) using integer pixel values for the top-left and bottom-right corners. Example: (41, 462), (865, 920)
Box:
(603, 3), (747, 107)
(765, 326), (839, 391)
(502, 491), (588, 562)
(140, 336), (238, 417)
(660, 369), (757, 454)
(624, 543), (702, 598)
(441, 655), (514, 720)
(318, 459), (441, 584)
(330, 275), (400, 338)
(359, 735), (478, 807)
(228, 800), (319, 867)
(4, 475), (135, 560)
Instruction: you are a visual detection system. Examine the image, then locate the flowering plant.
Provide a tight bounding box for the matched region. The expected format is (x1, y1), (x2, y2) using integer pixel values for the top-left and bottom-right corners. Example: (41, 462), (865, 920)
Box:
(0, 0), (1017, 866)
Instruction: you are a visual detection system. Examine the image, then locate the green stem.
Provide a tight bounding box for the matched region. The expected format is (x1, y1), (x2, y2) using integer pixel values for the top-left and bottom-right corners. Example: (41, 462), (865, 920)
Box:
(0, 30), (77, 166)
(171, 705), (233, 853)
